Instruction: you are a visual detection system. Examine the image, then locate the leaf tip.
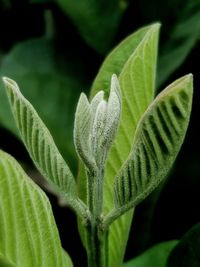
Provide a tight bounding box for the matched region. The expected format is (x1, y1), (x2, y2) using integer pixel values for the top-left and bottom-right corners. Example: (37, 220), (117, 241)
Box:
(2, 77), (20, 94)
(186, 73), (193, 81)
(181, 73), (193, 90)
(148, 22), (161, 32)
(111, 73), (121, 99)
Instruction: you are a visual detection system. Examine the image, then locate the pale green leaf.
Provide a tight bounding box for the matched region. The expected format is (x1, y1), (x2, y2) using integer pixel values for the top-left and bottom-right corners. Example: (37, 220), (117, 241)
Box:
(78, 24), (160, 267)
(114, 74), (193, 212)
(2, 77), (79, 209)
(91, 24), (157, 96)
(62, 250), (74, 267)
(123, 240), (178, 267)
(0, 150), (73, 266)
(74, 93), (95, 171)
(104, 24), (160, 267)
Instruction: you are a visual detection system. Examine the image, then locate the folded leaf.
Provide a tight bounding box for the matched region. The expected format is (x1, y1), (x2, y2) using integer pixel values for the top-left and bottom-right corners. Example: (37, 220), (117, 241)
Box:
(2, 78), (77, 204)
(114, 74), (193, 212)
(78, 23), (160, 267)
(0, 150), (73, 266)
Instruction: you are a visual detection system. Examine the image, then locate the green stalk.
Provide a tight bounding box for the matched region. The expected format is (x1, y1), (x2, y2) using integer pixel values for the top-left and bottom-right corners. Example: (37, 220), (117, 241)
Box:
(85, 168), (108, 267)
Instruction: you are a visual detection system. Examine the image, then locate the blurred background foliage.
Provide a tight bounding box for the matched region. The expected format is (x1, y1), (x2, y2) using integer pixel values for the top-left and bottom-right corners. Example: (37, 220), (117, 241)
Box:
(0, 0), (200, 266)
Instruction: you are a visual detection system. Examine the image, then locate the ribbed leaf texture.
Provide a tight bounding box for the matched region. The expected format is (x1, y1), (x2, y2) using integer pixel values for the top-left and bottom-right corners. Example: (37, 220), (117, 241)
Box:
(103, 24), (159, 267)
(91, 24), (154, 96)
(0, 150), (73, 267)
(114, 74), (193, 211)
(2, 78), (77, 201)
(78, 23), (160, 267)
(0, 253), (14, 267)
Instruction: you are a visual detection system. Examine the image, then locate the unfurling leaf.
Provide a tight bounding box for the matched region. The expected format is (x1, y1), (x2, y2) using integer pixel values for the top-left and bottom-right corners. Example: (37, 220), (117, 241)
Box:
(74, 92), (95, 172)
(0, 150), (73, 266)
(114, 74), (193, 212)
(81, 23), (160, 267)
(2, 78), (78, 207)
(74, 74), (121, 171)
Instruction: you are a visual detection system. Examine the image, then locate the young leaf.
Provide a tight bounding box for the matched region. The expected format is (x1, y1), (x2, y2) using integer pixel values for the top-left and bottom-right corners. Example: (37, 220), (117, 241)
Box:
(0, 150), (73, 266)
(91, 24), (157, 97)
(2, 78), (81, 211)
(74, 93), (95, 172)
(123, 240), (178, 267)
(78, 23), (160, 267)
(105, 24), (160, 267)
(113, 74), (193, 214)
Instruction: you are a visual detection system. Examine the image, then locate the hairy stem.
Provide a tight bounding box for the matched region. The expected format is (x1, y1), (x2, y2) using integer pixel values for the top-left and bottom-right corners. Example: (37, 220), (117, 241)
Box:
(85, 168), (108, 267)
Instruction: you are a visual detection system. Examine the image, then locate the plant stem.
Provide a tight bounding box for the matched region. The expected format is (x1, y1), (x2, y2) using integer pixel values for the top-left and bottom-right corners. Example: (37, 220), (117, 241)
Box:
(86, 219), (108, 267)
(86, 168), (108, 267)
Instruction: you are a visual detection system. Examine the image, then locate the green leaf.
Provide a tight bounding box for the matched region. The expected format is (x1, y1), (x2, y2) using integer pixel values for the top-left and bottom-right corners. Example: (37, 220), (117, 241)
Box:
(105, 24), (160, 267)
(167, 223), (200, 267)
(91, 24), (156, 96)
(114, 74), (193, 213)
(57, 0), (127, 53)
(62, 250), (74, 267)
(158, 4), (200, 86)
(2, 77), (80, 210)
(0, 37), (86, 170)
(78, 23), (160, 267)
(123, 240), (178, 267)
(0, 253), (14, 267)
(74, 93), (95, 172)
(0, 149), (73, 266)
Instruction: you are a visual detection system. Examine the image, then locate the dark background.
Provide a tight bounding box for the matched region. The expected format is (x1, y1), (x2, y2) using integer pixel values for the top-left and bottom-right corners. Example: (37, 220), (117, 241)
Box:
(0, 0), (200, 266)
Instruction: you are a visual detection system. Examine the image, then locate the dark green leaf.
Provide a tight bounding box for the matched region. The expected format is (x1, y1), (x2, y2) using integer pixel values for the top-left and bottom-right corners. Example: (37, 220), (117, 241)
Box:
(158, 3), (200, 86)
(123, 240), (178, 267)
(57, 0), (128, 53)
(0, 253), (14, 267)
(0, 37), (85, 169)
(167, 223), (200, 267)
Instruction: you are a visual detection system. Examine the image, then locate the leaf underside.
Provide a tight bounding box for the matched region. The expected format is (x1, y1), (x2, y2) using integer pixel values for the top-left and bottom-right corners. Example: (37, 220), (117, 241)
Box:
(3, 78), (77, 202)
(114, 74), (193, 211)
(0, 150), (72, 267)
